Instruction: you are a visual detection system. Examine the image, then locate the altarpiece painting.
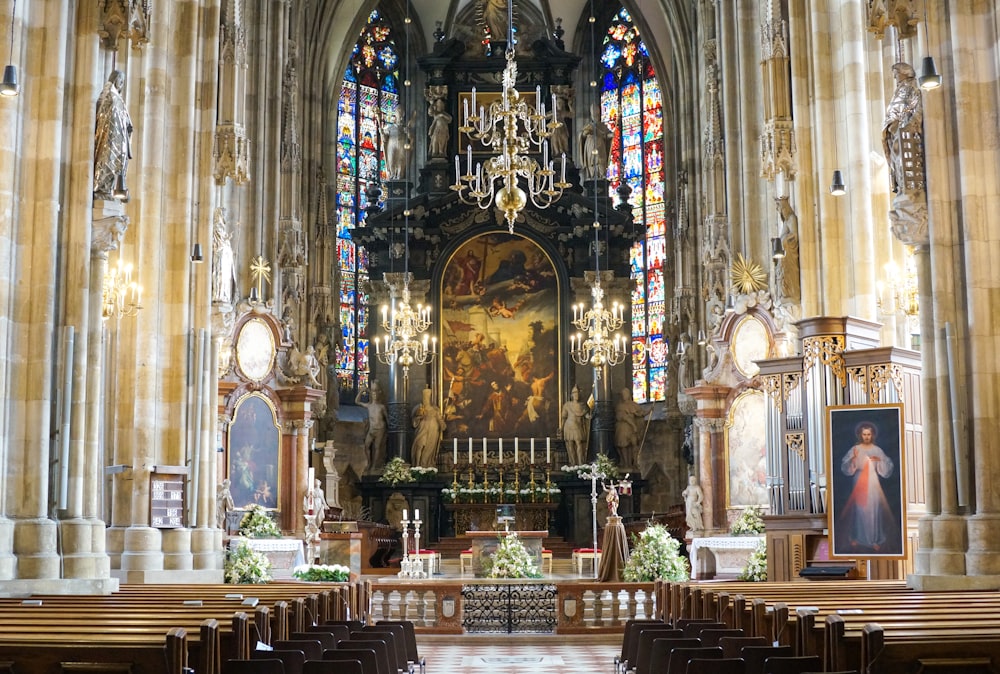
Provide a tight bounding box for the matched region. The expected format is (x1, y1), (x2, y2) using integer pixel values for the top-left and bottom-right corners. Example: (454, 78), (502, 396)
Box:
(439, 233), (560, 439)
(227, 392), (282, 509)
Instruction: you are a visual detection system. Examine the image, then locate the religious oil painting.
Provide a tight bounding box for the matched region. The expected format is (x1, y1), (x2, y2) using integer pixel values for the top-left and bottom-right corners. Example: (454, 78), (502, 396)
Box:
(228, 392), (281, 510)
(826, 404), (906, 559)
(439, 233), (559, 439)
(725, 390), (768, 508)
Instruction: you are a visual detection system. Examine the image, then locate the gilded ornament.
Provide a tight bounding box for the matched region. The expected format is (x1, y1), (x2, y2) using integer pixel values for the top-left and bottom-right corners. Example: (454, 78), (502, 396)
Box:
(730, 253), (769, 294)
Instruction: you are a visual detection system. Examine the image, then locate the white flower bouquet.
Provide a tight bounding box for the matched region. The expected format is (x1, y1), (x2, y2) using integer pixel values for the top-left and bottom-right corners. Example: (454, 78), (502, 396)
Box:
(380, 457), (415, 486)
(622, 523), (690, 582)
(225, 540), (273, 584)
(484, 533), (541, 579)
(738, 540), (768, 581)
(730, 505), (765, 535)
(292, 563), (351, 582)
(238, 503), (281, 538)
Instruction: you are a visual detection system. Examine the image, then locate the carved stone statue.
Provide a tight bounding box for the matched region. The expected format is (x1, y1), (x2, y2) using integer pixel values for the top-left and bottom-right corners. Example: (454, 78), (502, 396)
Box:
(303, 478), (329, 520)
(216, 478), (235, 530)
(382, 110), (416, 180)
(561, 385), (590, 465)
(681, 474), (704, 532)
(411, 387), (445, 468)
(93, 69), (133, 199)
(356, 381), (388, 470)
(549, 85), (574, 158)
(211, 208), (237, 305)
(427, 95), (452, 158)
(882, 62), (923, 195)
(614, 387), (648, 469)
(579, 102), (612, 180)
(775, 196), (801, 303)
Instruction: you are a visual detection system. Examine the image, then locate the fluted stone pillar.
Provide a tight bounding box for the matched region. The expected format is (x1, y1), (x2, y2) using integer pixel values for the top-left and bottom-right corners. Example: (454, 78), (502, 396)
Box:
(687, 385), (732, 535)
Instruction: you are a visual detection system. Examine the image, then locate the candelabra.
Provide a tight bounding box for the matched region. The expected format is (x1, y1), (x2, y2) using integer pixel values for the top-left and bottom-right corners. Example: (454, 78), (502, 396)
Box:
(569, 276), (626, 376)
(876, 249), (919, 319)
(450, 4), (570, 235)
(374, 276), (436, 372)
(102, 254), (142, 320)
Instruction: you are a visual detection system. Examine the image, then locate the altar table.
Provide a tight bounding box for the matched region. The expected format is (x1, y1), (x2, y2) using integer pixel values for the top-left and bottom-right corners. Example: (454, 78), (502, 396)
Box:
(465, 530), (547, 577)
(688, 535), (764, 579)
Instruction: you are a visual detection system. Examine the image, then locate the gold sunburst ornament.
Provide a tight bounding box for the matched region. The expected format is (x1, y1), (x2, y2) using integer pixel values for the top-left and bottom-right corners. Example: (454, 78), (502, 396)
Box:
(730, 253), (768, 294)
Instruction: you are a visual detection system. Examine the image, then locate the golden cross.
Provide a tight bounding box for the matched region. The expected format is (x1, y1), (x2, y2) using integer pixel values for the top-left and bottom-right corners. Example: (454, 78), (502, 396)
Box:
(250, 255), (271, 299)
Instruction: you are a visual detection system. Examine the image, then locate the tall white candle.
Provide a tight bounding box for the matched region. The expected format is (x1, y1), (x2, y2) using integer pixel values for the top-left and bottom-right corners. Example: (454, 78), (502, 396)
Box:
(514, 437), (519, 463)
(498, 438), (503, 463)
(468, 437), (473, 464)
(546, 437), (551, 464)
(402, 509), (408, 522)
(453, 437), (458, 463)
(415, 508), (420, 521)
(530, 438), (535, 464)
(483, 437), (487, 464)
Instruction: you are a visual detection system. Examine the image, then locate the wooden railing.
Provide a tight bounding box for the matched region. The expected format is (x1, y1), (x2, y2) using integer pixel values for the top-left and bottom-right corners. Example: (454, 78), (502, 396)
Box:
(365, 579), (656, 634)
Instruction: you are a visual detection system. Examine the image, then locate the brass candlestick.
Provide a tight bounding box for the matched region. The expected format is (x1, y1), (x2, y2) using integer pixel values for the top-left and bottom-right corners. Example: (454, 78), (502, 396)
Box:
(497, 466), (504, 504)
(529, 465), (537, 503)
(545, 465), (553, 503)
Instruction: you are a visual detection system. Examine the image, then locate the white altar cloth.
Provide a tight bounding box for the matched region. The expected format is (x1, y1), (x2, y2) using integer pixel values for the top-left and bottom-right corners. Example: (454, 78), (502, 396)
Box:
(688, 535), (764, 580)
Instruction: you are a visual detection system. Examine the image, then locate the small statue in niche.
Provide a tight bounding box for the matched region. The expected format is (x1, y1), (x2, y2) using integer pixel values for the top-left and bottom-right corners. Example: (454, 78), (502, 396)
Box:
(882, 62), (923, 195)
(93, 69), (134, 200)
(427, 93), (452, 158)
(579, 102), (612, 180)
(774, 196), (801, 303)
(381, 110), (417, 180)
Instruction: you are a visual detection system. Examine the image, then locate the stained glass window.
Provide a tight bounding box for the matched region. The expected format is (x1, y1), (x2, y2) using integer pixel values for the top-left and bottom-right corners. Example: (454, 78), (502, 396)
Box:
(601, 7), (666, 403)
(335, 9), (400, 393)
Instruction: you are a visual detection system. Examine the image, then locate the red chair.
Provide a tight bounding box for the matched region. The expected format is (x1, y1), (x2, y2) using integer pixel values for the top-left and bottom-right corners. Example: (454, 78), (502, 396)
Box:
(572, 547), (601, 574)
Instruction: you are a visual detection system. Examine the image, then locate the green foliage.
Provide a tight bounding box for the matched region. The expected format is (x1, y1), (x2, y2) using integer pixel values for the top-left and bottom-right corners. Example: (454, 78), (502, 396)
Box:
(225, 541), (273, 584)
(484, 533), (542, 579)
(730, 505), (765, 535)
(292, 563), (350, 582)
(623, 523), (690, 582)
(238, 503), (281, 538)
(738, 540), (768, 581)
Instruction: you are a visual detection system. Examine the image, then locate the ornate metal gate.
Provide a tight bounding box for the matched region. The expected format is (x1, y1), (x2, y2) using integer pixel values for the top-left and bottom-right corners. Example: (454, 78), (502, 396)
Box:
(460, 583), (558, 633)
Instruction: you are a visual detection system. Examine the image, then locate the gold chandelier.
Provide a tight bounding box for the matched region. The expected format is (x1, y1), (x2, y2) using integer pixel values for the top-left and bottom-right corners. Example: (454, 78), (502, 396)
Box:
(451, 45), (570, 233)
(102, 254), (142, 320)
(569, 275), (626, 376)
(374, 274), (436, 371)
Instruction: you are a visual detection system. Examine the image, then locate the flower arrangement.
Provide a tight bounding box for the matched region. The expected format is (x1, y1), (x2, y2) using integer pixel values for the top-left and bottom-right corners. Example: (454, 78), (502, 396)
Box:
(730, 505), (765, 536)
(292, 563), (350, 582)
(484, 533), (541, 579)
(622, 523), (690, 582)
(738, 540), (768, 581)
(440, 484), (561, 504)
(225, 540), (273, 584)
(380, 457), (415, 487)
(410, 465), (439, 481)
(562, 453), (620, 480)
(238, 503), (281, 538)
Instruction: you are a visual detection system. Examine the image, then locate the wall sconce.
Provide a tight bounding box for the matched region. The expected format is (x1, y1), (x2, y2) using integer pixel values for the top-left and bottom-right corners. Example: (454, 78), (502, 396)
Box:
(919, 1), (942, 90)
(112, 173), (129, 201)
(830, 169), (846, 196)
(1, 0), (18, 97)
(771, 236), (785, 260)
(697, 329), (706, 346)
(190, 243), (203, 263)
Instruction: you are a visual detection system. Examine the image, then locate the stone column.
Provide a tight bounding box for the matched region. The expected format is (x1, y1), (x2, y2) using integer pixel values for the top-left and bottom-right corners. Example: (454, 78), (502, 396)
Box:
(686, 384), (732, 534)
(8, 0), (73, 581)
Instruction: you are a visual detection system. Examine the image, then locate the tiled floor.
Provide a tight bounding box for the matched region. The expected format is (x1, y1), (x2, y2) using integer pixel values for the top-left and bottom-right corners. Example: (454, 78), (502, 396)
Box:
(417, 634), (620, 673)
